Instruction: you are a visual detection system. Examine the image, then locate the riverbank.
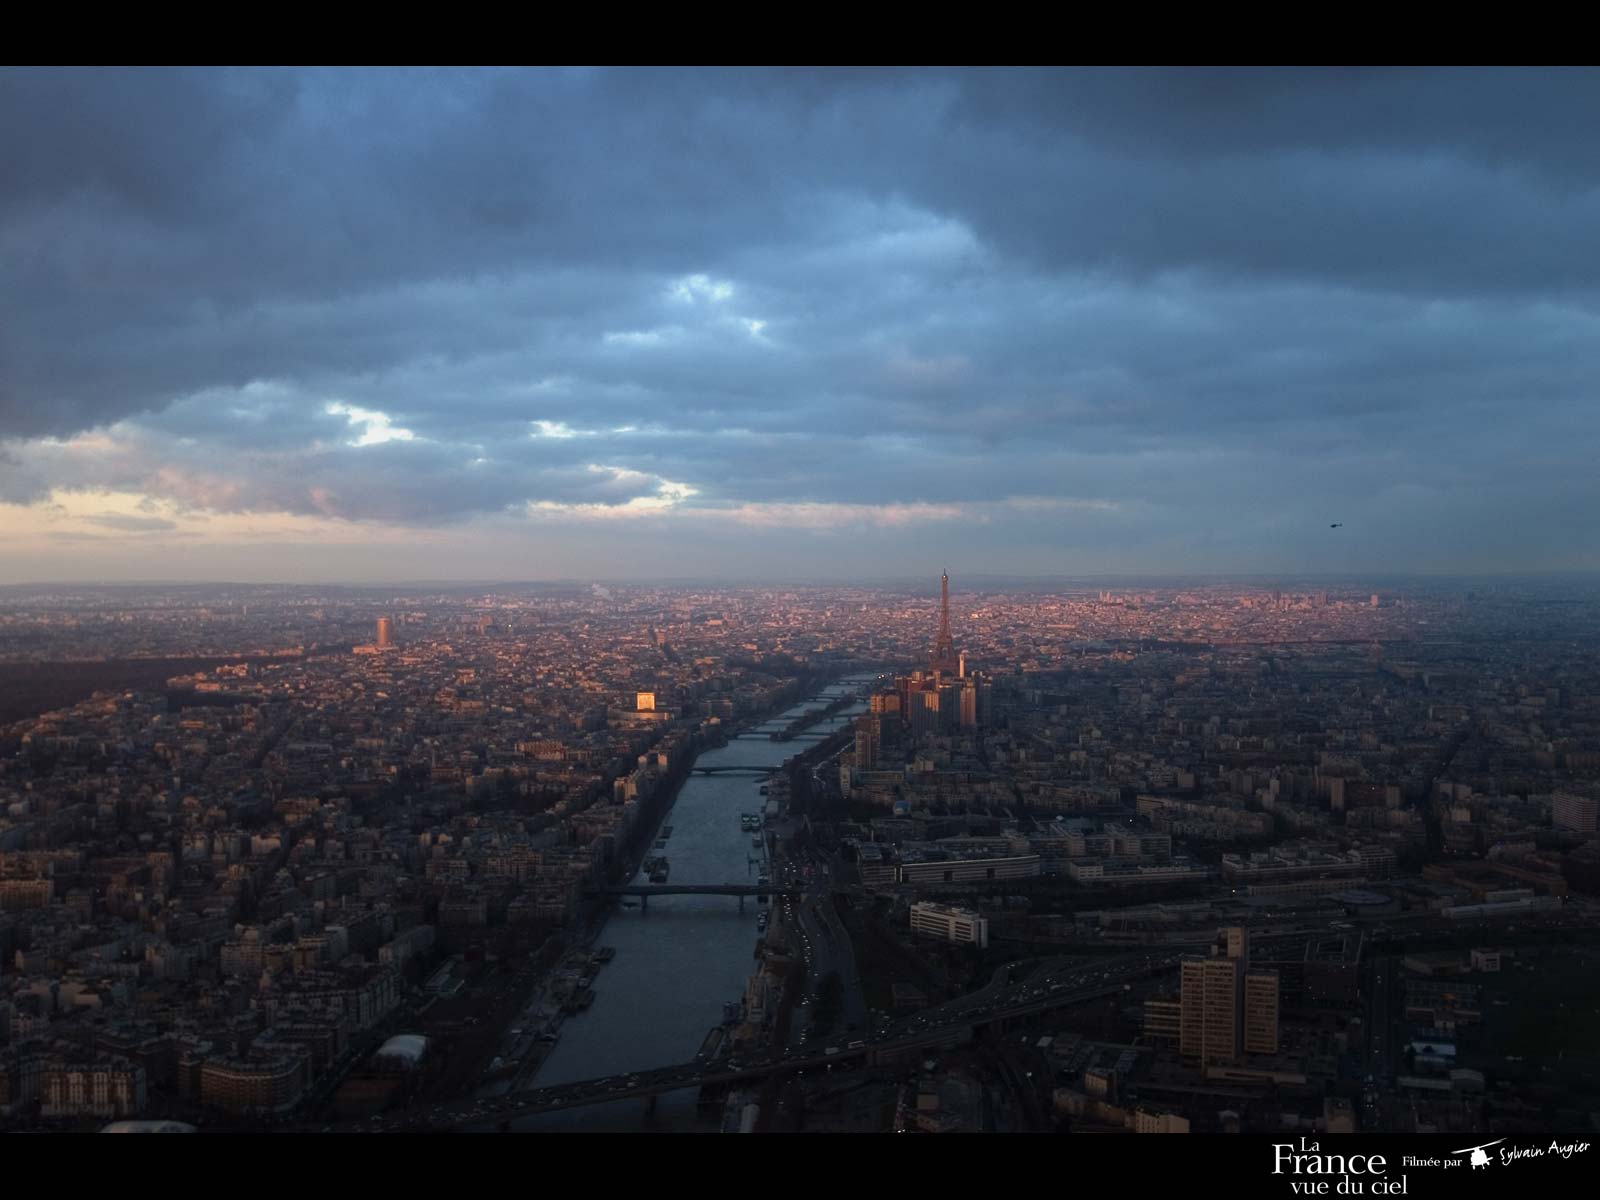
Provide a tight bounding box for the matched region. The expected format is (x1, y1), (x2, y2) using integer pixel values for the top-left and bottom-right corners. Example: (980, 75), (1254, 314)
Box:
(570, 672), (859, 947)
(511, 676), (875, 1114)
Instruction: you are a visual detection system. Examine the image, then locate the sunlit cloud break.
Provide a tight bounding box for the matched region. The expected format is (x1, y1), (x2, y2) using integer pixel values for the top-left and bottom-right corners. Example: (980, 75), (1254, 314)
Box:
(3, 68), (1599, 579)
(325, 403), (416, 447)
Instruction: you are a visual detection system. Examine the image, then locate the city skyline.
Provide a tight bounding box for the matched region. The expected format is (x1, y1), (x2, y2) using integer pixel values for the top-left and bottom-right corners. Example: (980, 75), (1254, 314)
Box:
(3, 65), (1597, 1147)
(5, 68), (1600, 583)
(3, 573), (1597, 1136)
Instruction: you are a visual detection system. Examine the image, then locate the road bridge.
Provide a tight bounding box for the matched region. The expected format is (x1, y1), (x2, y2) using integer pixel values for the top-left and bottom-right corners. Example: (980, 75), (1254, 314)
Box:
(587, 882), (805, 910)
(360, 955), (1177, 1131)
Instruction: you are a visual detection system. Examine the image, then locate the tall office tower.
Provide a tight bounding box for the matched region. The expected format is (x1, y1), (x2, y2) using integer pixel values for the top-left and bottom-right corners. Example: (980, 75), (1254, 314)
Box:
(957, 650), (968, 679)
(910, 689), (942, 738)
(853, 714), (879, 769)
(1179, 955), (1241, 1064)
(375, 617), (393, 649)
(1243, 969), (1280, 1055)
(930, 571), (959, 676)
(1553, 788), (1600, 834)
(895, 672), (924, 724)
(1180, 926), (1276, 1064)
(1223, 926), (1246, 961)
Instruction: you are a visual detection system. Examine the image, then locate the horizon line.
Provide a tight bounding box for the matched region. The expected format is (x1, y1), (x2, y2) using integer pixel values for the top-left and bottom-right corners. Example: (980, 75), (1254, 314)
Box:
(4, 569), (1600, 591)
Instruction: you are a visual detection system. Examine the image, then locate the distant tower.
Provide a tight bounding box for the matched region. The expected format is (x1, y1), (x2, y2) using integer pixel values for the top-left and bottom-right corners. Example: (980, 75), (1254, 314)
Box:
(930, 571), (959, 675)
(375, 617), (394, 649)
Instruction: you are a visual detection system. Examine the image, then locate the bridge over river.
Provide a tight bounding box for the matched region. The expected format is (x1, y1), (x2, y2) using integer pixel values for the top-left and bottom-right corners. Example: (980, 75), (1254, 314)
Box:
(353, 952), (1178, 1131)
(586, 882), (805, 910)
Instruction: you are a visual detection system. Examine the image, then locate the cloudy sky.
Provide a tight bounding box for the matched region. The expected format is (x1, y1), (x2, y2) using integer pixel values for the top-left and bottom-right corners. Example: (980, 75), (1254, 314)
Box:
(2, 67), (1597, 583)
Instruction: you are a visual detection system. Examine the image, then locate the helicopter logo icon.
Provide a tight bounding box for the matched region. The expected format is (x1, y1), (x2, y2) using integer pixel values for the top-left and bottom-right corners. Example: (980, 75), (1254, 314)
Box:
(1453, 1139), (1505, 1168)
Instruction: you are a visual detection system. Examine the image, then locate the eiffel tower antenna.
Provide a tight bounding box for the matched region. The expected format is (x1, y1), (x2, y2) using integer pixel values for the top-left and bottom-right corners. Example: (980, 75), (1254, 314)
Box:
(931, 570), (958, 674)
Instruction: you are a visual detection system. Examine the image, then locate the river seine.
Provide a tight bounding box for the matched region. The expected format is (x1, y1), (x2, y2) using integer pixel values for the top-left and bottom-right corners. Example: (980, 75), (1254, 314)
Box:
(515, 674), (873, 1131)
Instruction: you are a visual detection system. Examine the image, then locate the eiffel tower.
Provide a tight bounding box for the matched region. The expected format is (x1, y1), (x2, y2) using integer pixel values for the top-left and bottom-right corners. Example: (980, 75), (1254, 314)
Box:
(930, 570), (959, 675)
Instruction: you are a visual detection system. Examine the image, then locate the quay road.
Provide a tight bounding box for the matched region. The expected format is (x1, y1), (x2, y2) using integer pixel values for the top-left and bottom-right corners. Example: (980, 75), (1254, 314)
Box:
(358, 951), (1177, 1131)
(782, 855), (868, 1045)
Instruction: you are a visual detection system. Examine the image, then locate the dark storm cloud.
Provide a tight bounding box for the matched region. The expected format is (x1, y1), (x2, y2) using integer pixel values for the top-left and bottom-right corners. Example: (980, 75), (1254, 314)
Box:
(3, 67), (1598, 575)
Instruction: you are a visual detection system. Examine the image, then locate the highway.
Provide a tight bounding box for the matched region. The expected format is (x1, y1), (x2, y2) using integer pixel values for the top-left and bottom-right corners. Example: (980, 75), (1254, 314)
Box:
(1361, 950), (1399, 1130)
(779, 852), (867, 1048)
